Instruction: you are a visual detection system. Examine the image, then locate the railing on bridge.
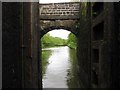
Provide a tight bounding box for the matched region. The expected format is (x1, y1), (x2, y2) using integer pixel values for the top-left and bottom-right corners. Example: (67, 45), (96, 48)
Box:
(39, 2), (80, 20)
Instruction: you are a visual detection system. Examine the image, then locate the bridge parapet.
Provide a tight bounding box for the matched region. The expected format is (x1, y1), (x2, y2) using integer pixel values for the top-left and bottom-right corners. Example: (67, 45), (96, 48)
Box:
(39, 2), (80, 20)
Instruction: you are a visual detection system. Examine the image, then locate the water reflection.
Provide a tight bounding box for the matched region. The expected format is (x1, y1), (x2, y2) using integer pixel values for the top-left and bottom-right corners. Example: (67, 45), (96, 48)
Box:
(66, 48), (80, 89)
(42, 46), (80, 89)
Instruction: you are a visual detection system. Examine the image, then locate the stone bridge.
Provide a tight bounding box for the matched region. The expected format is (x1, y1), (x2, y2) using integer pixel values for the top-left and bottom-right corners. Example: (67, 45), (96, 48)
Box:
(2, 1), (120, 89)
(39, 2), (80, 20)
(39, 2), (80, 37)
(39, 20), (80, 37)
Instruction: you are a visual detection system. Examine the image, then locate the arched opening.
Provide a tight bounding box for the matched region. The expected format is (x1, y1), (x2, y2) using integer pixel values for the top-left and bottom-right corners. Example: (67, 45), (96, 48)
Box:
(38, 0), (81, 88)
(40, 29), (80, 88)
(40, 26), (78, 38)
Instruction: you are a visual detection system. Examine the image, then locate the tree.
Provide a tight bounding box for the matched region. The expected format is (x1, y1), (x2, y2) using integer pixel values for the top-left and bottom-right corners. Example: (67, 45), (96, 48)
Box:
(41, 33), (67, 48)
(67, 33), (77, 49)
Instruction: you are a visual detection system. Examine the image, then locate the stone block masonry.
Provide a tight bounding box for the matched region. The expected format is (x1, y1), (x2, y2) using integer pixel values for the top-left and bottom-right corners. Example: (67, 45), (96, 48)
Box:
(39, 2), (80, 20)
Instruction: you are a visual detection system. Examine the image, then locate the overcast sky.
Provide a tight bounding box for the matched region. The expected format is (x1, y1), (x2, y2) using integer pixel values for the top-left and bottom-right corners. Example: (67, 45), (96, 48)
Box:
(48, 29), (71, 39)
(39, 0), (72, 3)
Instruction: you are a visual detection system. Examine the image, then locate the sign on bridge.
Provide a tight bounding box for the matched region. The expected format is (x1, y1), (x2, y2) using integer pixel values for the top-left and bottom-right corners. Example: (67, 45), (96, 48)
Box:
(39, 2), (80, 20)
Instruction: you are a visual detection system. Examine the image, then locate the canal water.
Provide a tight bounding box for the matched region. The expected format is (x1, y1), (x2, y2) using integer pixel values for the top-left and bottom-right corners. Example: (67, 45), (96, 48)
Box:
(42, 46), (80, 89)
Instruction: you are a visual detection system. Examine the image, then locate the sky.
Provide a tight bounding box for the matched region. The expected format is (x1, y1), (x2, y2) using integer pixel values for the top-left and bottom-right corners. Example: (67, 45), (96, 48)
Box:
(39, 0), (80, 3)
(48, 29), (71, 39)
(39, 0), (72, 3)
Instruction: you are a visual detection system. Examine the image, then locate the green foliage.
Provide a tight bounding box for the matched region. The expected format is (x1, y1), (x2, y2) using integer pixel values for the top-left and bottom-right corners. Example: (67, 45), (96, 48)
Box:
(67, 33), (77, 49)
(42, 50), (52, 75)
(41, 33), (67, 48)
(41, 32), (77, 49)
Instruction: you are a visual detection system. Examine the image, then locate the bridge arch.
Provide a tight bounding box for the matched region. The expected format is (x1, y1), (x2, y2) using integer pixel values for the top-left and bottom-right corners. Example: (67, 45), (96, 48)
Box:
(39, 2), (80, 86)
(40, 26), (79, 88)
(40, 26), (79, 38)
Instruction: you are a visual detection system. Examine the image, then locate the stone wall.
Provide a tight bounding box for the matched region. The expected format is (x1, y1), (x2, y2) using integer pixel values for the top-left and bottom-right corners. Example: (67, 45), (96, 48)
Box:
(31, 2), (41, 88)
(39, 2), (80, 20)
(119, 2), (120, 88)
(77, 2), (91, 88)
(22, 2), (40, 88)
(91, 2), (119, 88)
(77, 2), (120, 88)
(2, 2), (23, 88)
(2, 2), (40, 88)
(2, 2), (120, 89)
(39, 20), (79, 37)
(115, 2), (120, 88)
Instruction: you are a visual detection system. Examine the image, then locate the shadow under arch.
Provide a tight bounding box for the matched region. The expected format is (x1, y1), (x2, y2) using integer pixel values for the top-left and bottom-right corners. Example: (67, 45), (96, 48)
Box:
(40, 26), (78, 38)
